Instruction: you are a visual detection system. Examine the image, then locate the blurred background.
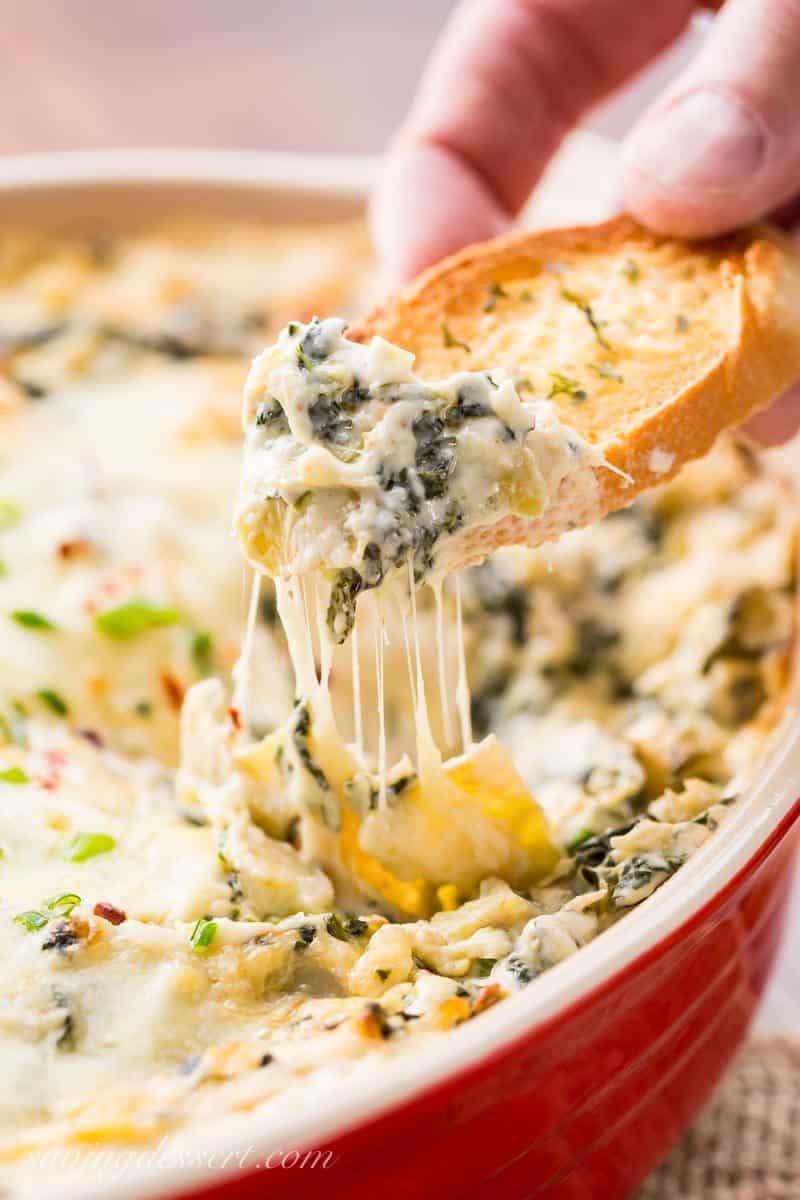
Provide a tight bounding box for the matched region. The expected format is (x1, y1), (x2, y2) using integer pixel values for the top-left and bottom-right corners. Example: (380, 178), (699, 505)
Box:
(0, 0), (704, 154)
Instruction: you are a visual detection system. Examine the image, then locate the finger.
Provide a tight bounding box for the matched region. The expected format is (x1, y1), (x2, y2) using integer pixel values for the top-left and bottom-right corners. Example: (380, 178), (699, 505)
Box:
(372, 0), (695, 280)
(624, 0), (800, 237)
(743, 382), (800, 446)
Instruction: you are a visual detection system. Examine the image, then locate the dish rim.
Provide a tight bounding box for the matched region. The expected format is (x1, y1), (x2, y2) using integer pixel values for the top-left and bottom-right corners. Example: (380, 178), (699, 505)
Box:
(1, 144), (798, 1200)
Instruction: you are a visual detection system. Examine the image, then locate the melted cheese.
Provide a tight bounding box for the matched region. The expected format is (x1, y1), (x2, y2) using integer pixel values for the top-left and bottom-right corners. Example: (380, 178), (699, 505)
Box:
(237, 318), (607, 643)
(0, 223), (794, 1196)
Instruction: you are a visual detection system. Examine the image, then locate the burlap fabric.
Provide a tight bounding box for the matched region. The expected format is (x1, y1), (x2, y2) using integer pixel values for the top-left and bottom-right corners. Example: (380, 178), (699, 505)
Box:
(638, 1039), (800, 1199)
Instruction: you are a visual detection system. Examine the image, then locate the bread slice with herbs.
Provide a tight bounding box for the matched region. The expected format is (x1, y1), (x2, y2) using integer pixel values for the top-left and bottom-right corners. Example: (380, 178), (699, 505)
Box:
(350, 215), (800, 563)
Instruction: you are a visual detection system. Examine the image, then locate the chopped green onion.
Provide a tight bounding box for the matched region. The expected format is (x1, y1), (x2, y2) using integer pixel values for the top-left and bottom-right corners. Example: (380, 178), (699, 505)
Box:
(621, 258), (640, 283)
(483, 281), (509, 312)
(0, 766), (29, 784)
(474, 957), (497, 978)
(64, 831), (116, 862)
(36, 689), (69, 717)
(567, 828), (595, 854)
(95, 598), (181, 639)
(548, 372), (587, 402)
(0, 501), (20, 531)
(190, 631), (214, 677)
(561, 288), (613, 351)
(441, 323), (471, 353)
(11, 610), (56, 631)
(190, 917), (217, 952)
(14, 910), (48, 932)
(45, 893), (81, 916)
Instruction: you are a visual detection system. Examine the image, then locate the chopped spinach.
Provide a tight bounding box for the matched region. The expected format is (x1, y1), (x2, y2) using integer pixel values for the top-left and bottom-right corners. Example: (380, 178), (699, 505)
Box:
(445, 380), (492, 424)
(505, 956), (536, 986)
(308, 392), (354, 447)
(297, 317), (337, 366)
(291, 702), (330, 792)
(327, 567), (363, 644)
(610, 855), (670, 909)
(412, 411), (457, 500)
(255, 398), (289, 434)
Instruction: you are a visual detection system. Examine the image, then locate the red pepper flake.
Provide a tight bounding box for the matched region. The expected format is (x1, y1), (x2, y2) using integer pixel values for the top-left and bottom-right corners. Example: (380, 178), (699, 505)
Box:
(357, 1001), (393, 1040)
(77, 728), (104, 749)
(40, 748), (67, 791)
(57, 538), (91, 561)
(228, 705), (242, 730)
(93, 902), (127, 926)
(472, 983), (505, 1015)
(160, 671), (185, 711)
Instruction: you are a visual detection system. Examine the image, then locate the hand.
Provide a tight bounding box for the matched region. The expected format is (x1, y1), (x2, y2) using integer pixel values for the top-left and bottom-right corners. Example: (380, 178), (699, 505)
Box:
(372, 0), (800, 444)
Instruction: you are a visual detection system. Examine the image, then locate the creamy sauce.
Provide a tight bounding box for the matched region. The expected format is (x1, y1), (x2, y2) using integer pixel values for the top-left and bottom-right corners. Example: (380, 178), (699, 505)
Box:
(0, 224), (794, 1196)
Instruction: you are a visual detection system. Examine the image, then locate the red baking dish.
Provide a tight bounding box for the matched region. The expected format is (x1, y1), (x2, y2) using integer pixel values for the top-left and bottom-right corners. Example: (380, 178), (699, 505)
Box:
(4, 145), (798, 1200)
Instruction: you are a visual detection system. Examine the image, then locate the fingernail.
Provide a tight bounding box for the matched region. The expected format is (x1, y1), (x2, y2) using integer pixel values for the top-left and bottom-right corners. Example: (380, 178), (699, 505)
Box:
(626, 90), (766, 192)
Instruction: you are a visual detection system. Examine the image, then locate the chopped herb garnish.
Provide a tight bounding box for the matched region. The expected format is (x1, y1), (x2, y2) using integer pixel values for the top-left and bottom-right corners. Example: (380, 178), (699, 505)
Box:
(621, 258), (640, 283)
(375, 968), (391, 982)
(11, 610), (56, 631)
(96, 598), (181, 639)
(0, 501), (20, 531)
(14, 910), (48, 932)
(561, 288), (612, 350)
(0, 765), (29, 784)
(441, 323), (471, 353)
(134, 700), (153, 718)
(296, 345), (314, 371)
(45, 893), (81, 917)
(190, 631), (214, 677)
(326, 568), (362, 645)
(675, 314), (690, 333)
(36, 689), (69, 717)
(63, 832), (116, 863)
(190, 917), (217, 952)
(566, 828), (595, 855)
(474, 958), (497, 978)
(483, 281), (509, 312)
(254, 399), (288, 433)
(2, 703), (28, 748)
(590, 360), (624, 382)
(519, 288), (533, 302)
(548, 371), (587, 402)
(325, 913), (350, 942)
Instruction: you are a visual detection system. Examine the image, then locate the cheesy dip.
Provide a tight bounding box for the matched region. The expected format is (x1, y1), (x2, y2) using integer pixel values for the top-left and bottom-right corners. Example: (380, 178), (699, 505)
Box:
(237, 317), (607, 642)
(0, 219), (796, 1195)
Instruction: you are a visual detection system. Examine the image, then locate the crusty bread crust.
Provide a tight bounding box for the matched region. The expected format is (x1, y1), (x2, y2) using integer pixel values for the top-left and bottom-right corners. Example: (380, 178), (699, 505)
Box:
(351, 216), (800, 559)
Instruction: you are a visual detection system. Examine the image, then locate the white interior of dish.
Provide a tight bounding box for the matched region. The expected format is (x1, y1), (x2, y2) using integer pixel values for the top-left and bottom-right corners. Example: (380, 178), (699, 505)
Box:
(4, 138), (798, 1200)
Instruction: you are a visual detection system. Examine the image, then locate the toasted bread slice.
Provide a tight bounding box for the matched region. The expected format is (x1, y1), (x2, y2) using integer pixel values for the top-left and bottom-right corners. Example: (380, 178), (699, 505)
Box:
(351, 216), (800, 562)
